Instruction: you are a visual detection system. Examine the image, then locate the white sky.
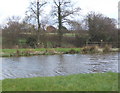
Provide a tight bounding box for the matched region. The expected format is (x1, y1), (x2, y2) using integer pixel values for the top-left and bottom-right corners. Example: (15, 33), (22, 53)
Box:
(0, 0), (119, 25)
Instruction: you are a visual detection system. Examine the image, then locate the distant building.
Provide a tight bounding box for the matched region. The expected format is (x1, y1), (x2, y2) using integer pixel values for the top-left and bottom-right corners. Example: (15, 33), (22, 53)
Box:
(46, 26), (57, 33)
(118, 1), (120, 28)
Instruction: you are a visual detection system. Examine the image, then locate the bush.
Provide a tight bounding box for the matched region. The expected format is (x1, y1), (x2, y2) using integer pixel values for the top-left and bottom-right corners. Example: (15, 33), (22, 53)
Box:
(74, 35), (88, 47)
(26, 37), (37, 48)
(103, 45), (111, 53)
(45, 49), (57, 55)
(81, 46), (99, 54)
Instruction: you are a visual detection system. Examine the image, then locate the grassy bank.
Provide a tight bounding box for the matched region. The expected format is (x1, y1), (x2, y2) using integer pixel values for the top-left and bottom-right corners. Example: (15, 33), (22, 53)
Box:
(0, 81), (1, 92)
(1, 48), (81, 57)
(2, 73), (118, 91)
(1, 47), (119, 57)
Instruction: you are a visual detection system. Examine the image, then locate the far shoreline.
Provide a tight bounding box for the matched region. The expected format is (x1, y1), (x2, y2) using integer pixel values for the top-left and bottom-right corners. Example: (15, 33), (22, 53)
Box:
(1, 47), (119, 57)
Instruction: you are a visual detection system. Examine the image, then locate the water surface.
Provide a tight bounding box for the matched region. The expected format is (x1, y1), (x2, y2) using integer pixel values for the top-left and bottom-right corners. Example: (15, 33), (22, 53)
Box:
(2, 53), (119, 79)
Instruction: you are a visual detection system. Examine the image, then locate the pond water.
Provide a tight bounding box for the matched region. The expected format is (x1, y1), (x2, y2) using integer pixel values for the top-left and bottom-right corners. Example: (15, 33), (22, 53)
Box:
(1, 52), (119, 79)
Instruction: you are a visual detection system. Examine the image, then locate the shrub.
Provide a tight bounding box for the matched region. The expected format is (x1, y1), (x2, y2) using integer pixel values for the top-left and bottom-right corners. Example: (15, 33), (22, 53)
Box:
(103, 45), (111, 53)
(65, 49), (79, 54)
(26, 37), (37, 48)
(81, 46), (99, 54)
(45, 49), (57, 55)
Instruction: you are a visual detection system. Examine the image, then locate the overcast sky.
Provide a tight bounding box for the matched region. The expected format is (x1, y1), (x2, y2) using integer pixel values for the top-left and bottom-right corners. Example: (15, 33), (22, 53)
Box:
(0, 0), (119, 25)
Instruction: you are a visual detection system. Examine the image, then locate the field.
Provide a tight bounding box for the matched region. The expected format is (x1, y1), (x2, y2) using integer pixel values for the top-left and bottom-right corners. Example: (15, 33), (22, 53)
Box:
(2, 73), (118, 91)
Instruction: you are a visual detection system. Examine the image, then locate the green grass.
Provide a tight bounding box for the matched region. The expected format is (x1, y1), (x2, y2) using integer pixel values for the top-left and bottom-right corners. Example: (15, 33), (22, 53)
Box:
(2, 48), (46, 55)
(54, 48), (81, 52)
(46, 33), (76, 37)
(2, 73), (118, 91)
(18, 39), (27, 43)
(1, 48), (81, 57)
(0, 80), (1, 92)
(2, 48), (80, 53)
(1, 48), (118, 57)
(63, 33), (76, 37)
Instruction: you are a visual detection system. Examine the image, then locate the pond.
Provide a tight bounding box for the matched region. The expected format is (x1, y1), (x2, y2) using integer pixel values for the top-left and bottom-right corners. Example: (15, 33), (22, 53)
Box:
(1, 52), (119, 79)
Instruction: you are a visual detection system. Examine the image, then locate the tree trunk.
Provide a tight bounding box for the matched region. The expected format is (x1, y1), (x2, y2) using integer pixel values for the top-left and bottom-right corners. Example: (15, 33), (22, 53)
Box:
(58, 2), (63, 47)
(37, 1), (40, 46)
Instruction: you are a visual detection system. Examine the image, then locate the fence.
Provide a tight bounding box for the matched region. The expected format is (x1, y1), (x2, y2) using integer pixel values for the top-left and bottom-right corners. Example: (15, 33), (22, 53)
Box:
(86, 42), (119, 48)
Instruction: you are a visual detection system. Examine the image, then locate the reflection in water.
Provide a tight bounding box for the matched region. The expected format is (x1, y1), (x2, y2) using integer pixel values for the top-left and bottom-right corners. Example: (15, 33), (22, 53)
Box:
(2, 53), (118, 79)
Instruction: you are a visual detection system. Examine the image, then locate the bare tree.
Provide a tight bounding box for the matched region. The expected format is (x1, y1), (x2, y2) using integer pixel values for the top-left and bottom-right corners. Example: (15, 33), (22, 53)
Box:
(2, 16), (22, 48)
(51, 0), (81, 47)
(25, 0), (47, 47)
(2, 16), (38, 48)
(67, 20), (82, 31)
(25, 0), (47, 29)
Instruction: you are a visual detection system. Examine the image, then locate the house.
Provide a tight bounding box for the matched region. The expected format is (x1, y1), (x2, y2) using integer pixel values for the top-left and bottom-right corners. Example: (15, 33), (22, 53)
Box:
(46, 26), (57, 33)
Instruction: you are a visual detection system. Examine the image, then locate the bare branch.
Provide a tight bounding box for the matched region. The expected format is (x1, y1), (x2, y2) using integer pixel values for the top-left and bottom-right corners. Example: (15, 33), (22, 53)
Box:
(39, 2), (47, 8)
(31, 8), (37, 15)
(53, 0), (59, 6)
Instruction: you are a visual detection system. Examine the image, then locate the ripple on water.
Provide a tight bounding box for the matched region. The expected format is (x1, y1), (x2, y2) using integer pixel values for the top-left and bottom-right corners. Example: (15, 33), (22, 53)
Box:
(2, 53), (119, 79)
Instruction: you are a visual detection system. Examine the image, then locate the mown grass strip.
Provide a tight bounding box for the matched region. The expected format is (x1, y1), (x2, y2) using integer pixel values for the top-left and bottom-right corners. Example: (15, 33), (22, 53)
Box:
(2, 73), (118, 91)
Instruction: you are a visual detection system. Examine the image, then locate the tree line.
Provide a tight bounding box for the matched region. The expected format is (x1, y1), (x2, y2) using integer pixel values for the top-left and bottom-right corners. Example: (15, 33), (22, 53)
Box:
(1, 0), (118, 48)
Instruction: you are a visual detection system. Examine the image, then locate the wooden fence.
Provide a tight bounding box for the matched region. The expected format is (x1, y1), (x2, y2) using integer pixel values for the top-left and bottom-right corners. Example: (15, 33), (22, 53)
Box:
(86, 42), (119, 48)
